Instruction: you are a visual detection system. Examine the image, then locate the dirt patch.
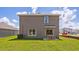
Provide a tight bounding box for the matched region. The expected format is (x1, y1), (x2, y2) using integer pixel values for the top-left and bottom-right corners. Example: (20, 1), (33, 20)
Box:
(63, 35), (79, 40)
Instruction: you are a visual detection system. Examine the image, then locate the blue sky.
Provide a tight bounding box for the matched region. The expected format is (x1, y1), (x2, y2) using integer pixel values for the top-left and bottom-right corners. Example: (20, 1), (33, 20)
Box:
(0, 7), (79, 29)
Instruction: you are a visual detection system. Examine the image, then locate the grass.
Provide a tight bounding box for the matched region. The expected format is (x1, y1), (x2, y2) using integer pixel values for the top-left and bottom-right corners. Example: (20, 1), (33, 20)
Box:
(0, 36), (79, 51)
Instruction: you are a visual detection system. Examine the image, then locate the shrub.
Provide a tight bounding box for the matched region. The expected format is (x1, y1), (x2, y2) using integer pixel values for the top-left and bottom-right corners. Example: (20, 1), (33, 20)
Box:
(17, 34), (24, 39)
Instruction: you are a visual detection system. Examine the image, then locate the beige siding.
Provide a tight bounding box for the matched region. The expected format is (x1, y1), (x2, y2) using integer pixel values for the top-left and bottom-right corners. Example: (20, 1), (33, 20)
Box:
(20, 16), (45, 37)
(49, 16), (59, 38)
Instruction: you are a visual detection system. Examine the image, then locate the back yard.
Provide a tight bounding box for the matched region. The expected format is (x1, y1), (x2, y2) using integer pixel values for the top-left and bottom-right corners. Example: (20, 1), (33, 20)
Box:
(0, 36), (79, 51)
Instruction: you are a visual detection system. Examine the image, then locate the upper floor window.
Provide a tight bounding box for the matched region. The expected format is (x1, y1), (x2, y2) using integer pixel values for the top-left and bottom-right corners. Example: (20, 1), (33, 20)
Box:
(44, 16), (49, 24)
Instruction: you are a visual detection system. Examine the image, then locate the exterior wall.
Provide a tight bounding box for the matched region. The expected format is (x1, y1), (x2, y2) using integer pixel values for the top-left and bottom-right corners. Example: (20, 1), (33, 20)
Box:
(19, 16), (45, 37)
(19, 15), (59, 39)
(0, 29), (18, 37)
(49, 16), (59, 38)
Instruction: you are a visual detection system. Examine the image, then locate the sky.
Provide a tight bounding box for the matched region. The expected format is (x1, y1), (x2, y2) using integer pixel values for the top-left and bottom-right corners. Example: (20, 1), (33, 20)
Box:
(0, 7), (79, 29)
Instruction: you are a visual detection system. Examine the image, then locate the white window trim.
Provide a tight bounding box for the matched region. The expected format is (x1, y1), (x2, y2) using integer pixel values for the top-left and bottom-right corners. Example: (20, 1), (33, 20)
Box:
(44, 16), (49, 24)
(28, 28), (37, 36)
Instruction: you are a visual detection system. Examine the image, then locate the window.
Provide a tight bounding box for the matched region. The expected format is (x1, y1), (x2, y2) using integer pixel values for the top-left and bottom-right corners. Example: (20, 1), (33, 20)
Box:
(28, 29), (36, 36)
(44, 16), (49, 24)
(46, 29), (53, 35)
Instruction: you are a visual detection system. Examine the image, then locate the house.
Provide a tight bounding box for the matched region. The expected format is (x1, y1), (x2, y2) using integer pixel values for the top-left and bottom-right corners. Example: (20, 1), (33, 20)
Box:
(62, 28), (79, 35)
(17, 14), (60, 39)
(0, 22), (18, 37)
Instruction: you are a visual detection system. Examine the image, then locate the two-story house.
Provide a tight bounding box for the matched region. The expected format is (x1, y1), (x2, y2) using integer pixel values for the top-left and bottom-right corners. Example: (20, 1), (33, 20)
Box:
(17, 14), (60, 39)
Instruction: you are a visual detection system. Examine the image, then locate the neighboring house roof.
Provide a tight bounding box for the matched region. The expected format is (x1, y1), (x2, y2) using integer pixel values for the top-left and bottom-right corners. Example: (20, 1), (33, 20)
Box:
(0, 22), (18, 30)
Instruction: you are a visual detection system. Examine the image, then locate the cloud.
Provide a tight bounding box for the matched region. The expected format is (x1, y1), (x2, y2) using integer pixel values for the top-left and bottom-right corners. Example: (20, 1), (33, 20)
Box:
(31, 7), (38, 14)
(16, 7), (38, 15)
(51, 10), (62, 14)
(0, 17), (17, 28)
(12, 19), (18, 23)
(16, 11), (28, 15)
(51, 7), (78, 29)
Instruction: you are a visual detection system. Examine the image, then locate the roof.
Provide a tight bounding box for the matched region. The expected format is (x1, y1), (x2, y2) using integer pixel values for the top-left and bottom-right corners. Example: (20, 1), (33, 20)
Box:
(17, 13), (60, 16)
(0, 22), (18, 30)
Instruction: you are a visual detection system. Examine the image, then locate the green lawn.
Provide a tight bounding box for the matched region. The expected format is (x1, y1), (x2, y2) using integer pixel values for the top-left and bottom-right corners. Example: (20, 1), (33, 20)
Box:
(0, 36), (79, 51)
